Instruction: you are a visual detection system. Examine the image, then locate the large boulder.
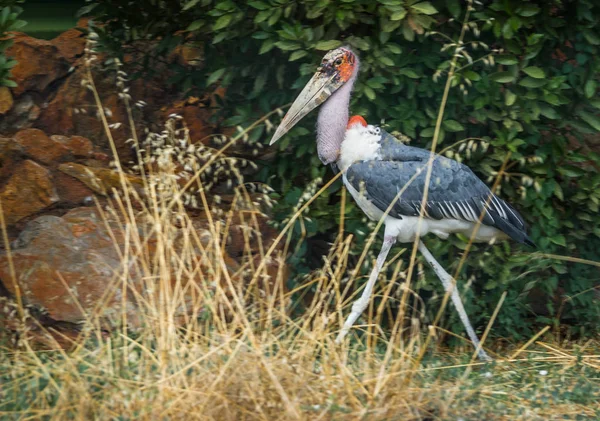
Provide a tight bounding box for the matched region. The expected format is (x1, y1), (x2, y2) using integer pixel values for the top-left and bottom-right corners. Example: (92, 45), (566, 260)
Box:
(0, 207), (288, 327)
(0, 160), (59, 225)
(6, 33), (72, 96)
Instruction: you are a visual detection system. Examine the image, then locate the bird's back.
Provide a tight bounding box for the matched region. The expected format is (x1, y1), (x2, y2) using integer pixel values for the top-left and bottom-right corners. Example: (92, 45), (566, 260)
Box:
(339, 124), (534, 246)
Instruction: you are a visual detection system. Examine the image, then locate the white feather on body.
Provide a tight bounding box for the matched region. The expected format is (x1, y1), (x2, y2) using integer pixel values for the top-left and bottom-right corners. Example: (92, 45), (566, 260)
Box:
(339, 125), (507, 244)
(337, 124), (381, 171)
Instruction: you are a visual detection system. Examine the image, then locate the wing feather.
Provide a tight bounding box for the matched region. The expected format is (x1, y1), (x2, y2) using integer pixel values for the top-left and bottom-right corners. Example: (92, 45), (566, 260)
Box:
(344, 128), (534, 246)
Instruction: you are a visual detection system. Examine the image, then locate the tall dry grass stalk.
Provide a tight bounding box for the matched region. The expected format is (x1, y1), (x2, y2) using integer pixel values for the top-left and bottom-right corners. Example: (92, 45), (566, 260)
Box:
(1, 18), (600, 421)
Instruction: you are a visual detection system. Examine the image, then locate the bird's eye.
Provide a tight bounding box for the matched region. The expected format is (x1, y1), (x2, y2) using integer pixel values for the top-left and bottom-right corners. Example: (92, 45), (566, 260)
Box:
(334, 58), (343, 66)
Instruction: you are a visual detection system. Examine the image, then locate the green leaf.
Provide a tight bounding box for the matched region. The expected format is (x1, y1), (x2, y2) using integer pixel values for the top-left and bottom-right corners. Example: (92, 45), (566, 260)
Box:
(522, 66), (545, 79)
(519, 77), (546, 88)
(462, 70), (481, 81)
(505, 90), (517, 106)
(252, 32), (270, 40)
(583, 30), (600, 45)
(76, 3), (98, 17)
(9, 19), (26, 31)
(584, 80), (597, 99)
(213, 14), (233, 30)
(411, 2), (437, 15)
(2, 79), (17, 87)
(275, 41), (300, 51)
(554, 183), (564, 201)
(549, 235), (566, 247)
(259, 39), (275, 54)
(420, 127), (435, 137)
(182, 0), (202, 11)
(386, 44), (402, 54)
(186, 20), (203, 31)
(314, 40), (342, 50)
(247, 0), (268, 10)
(254, 10), (271, 23)
(517, 4), (540, 17)
(348, 37), (370, 51)
(446, 0), (461, 18)
(206, 68), (226, 85)
(390, 8), (407, 21)
(590, 99), (600, 110)
(1, 7), (10, 25)
(495, 54), (519, 65)
(289, 50), (308, 61)
(379, 56), (394, 67)
(538, 104), (558, 119)
(443, 120), (464, 132)
(398, 68), (419, 79)
(490, 72), (515, 83)
(577, 111), (600, 132)
(402, 20), (415, 40)
(363, 86), (376, 101)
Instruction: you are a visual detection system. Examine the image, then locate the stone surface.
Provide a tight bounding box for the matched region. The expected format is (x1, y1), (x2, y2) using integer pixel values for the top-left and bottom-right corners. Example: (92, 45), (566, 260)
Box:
(0, 207), (288, 327)
(58, 162), (145, 196)
(14, 128), (71, 165)
(51, 27), (85, 61)
(2, 30), (230, 165)
(51, 134), (94, 157)
(0, 87), (13, 114)
(0, 160), (59, 225)
(0, 208), (139, 324)
(54, 171), (96, 205)
(0, 136), (24, 180)
(6, 33), (70, 96)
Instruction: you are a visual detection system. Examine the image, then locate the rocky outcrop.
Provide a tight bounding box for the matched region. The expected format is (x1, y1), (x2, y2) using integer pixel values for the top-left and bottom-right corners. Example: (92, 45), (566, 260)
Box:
(0, 160), (59, 225)
(14, 129), (71, 165)
(0, 207), (287, 329)
(1, 25), (224, 162)
(0, 26), (288, 347)
(0, 129), (106, 226)
(7, 34), (73, 96)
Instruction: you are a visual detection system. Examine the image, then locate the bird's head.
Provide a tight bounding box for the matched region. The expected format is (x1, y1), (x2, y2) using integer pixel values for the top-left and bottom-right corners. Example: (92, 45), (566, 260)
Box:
(269, 47), (358, 145)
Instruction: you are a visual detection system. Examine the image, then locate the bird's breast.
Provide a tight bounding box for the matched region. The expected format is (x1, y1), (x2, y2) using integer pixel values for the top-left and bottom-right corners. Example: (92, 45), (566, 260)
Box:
(337, 124), (382, 172)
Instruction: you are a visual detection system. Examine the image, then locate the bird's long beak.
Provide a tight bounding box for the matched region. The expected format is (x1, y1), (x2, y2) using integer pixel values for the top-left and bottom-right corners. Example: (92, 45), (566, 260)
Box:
(269, 70), (339, 145)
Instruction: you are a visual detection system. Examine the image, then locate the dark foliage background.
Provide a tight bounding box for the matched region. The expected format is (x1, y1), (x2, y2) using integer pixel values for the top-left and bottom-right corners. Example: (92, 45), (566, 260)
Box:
(74, 0), (600, 340)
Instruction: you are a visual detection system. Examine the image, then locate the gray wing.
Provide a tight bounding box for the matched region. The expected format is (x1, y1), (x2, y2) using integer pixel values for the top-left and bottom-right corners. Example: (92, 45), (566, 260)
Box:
(345, 129), (533, 245)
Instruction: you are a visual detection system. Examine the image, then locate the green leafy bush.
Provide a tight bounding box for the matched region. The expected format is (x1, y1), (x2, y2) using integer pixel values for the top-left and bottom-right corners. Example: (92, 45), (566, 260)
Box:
(81, 0), (600, 340)
(0, 0), (26, 87)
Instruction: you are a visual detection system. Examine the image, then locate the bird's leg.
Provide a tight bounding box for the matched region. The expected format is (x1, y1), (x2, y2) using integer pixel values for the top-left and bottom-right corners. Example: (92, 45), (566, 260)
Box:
(417, 240), (492, 361)
(335, 235), (396, 344)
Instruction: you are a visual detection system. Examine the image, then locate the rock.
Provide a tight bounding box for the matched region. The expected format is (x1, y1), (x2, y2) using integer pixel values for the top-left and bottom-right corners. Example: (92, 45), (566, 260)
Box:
(6, 33), (70, 96)
(0, 296), (86, 350)
(0, 207), (288, 327)
(14, 129), (71, 165)
(0, 136), (24, 180)
(0, 209), (140, 324)
(0, 94), (37, 132)
(162, 96), (220, 145)
(51, 27), (85, 61)
(58, 162), (145, 195)
(54, 171), (95, 205)
(51, 135), (94, 157)
(0, 87), (13, 114)
(0, 160), (59, 225)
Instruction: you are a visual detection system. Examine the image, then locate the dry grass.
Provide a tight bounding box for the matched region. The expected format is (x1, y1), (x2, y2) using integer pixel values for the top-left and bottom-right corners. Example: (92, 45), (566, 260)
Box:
(1, 32), (599, 421)
(0, 120), (598, 421)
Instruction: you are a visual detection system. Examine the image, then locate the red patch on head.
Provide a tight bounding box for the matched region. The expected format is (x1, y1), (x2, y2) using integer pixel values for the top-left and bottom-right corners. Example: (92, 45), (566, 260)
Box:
(347, 115), (367, 129)
(338, 61), (354, 82)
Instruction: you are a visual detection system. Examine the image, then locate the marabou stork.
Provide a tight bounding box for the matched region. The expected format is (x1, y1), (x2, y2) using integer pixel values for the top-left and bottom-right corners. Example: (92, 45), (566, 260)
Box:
(270, 47), (533, 361)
